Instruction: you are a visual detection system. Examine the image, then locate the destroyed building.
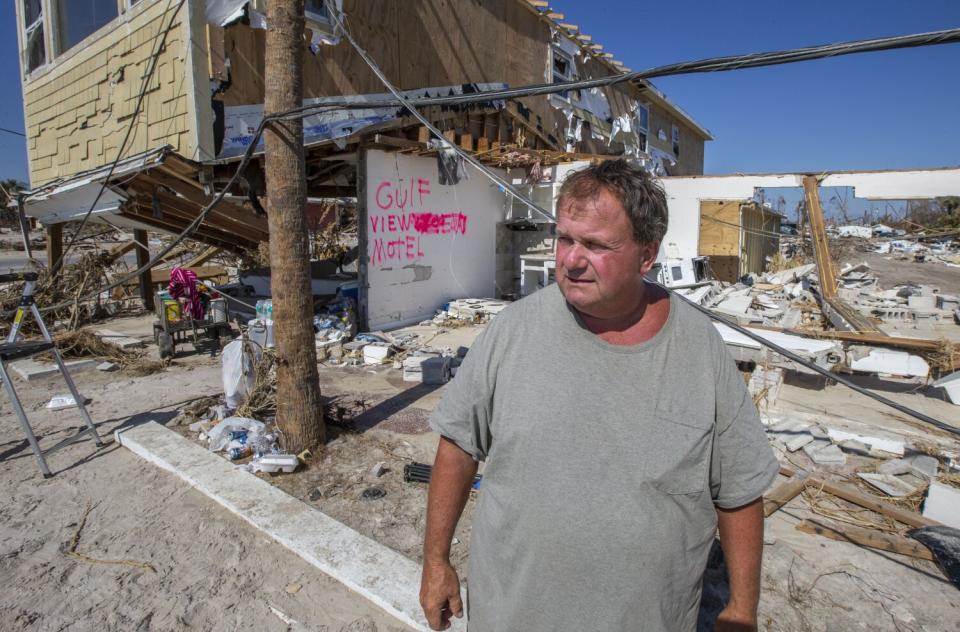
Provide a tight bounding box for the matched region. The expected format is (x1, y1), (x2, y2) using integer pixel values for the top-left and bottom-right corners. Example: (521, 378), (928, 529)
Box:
(14, 0), (712, 327)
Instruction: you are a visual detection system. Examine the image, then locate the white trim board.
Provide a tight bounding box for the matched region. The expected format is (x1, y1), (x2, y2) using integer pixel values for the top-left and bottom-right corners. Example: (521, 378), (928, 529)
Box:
(116, 421), (462, 632)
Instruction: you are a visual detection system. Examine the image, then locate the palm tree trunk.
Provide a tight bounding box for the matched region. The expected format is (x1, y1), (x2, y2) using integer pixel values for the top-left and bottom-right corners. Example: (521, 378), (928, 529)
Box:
(264, 0), (325, 452)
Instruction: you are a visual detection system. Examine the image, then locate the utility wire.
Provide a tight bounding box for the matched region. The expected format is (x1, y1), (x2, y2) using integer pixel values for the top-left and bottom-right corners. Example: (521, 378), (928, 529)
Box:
(48, 0), (186, 274)
(676, 293), (956, 436)
(0, 127), (26, 137)
(272, 28), (960, 118)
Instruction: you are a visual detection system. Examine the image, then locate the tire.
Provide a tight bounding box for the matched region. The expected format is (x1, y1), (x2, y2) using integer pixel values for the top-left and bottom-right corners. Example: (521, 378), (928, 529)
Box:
(158, 332), (175, 359)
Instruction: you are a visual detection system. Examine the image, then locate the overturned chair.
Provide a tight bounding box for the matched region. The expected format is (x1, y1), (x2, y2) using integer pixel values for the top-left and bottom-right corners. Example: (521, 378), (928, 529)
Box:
(0, 271), (103, 477)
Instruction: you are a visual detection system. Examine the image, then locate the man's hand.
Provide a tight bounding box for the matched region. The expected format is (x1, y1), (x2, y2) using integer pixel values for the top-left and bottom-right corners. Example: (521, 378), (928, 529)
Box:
(420, 560), (464, 630)
(715, 605), (757, 631)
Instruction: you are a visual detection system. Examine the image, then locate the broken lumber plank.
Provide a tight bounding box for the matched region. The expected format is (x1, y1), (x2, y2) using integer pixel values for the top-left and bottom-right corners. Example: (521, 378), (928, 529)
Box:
(780, 465), (939, 528)
(185, 246), (221, 268)
(105, 240), (136, 264)
(764, 473), (808, 517)
(802, 175), (838, 299)
(527, 0), (548, 6)
(796, 518), (934, 561)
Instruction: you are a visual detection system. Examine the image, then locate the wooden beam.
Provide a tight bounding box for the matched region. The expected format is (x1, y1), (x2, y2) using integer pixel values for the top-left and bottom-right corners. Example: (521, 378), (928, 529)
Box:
(47, 223), (63, 280)
(796, 518), (934, 561)
(546, 12), (563, 19)
(527, 0), (549, 6)
(371, 133), (425, 151)
(576, 34), (592, 42)
(780, 465), (939, 529)
(185, 246), (222, 268)
(460, 133), (473, 151)
(558, 23), (578, 31)
(802, 175), (838, 299)
(105, 240), (136, 264)
(763, 473), (808, 517)
(133, 229), (155, 312)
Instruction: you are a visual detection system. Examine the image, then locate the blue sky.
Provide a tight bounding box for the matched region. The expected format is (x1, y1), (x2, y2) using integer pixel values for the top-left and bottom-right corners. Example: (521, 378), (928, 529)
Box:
(1, 0), (958, 197)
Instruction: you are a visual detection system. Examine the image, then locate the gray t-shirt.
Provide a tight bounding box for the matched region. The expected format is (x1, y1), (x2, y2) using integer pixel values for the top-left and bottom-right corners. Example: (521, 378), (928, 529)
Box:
(430, 283), (779, 632)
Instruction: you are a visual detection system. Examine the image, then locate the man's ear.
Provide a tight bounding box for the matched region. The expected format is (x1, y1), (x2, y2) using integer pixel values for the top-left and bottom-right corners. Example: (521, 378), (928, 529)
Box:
(638, 240), (660, 275)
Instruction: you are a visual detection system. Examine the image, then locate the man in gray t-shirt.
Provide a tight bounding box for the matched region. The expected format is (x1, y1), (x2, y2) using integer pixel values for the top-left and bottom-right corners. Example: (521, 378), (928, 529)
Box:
(420, 160), (778, 632)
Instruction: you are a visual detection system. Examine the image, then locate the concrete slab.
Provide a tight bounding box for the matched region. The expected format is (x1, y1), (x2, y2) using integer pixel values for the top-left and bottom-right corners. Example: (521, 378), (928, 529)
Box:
(94, 329), (145, 349)
(116, 421), (452, 632)
(9, 358), (99, 382)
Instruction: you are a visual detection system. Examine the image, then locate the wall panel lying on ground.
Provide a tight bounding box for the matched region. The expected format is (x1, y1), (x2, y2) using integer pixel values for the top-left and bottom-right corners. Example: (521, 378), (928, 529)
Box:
(363, 149), (505, 330)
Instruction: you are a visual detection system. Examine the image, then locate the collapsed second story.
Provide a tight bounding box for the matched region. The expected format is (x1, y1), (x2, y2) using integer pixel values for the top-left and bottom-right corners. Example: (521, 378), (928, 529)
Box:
(16, 0), (712, 193)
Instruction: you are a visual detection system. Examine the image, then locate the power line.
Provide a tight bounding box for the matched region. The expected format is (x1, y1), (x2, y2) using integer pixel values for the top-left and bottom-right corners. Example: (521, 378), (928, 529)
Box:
(270, 28), (960, 119)
(0, 127), (26, 137)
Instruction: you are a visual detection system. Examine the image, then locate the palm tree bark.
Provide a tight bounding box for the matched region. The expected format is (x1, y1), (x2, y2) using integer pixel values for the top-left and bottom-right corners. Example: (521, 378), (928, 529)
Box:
(264, 0), (325, 452)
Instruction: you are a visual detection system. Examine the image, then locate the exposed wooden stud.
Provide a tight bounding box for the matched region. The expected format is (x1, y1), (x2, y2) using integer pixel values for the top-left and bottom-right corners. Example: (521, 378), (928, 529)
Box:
(803, 175), (838, 299)
(133, 229), (155, 312)
(589, 44), (603, 51)
(443, 130), (456, 143)
(546, 12), (563, 19)
(417, 126), (430, 144)
(576, 34), (591, 42)
(460, 134), (473, 152)
(558, 23), (578, 31)
(527, 0), (549, 6)
(477, 137), (490, 153)
(602, 53), (614, 59)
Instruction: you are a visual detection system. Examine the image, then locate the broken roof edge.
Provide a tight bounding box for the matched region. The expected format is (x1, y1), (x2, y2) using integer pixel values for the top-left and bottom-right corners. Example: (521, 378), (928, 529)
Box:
(22, 145), (182, 201)
(516, 1), (713, 142)
(633, 80), (714, 141)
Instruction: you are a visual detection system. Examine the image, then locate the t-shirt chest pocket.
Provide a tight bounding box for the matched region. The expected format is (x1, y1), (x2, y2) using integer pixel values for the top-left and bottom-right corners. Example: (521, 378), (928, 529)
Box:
(633, 403), (713, 495)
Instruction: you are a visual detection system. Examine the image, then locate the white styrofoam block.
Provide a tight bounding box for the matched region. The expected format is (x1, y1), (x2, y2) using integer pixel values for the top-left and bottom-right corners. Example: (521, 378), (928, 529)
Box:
(923, 482), (960, 529)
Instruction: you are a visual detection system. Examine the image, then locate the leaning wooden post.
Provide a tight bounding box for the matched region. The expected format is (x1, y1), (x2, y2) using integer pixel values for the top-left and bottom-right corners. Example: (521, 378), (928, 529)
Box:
(133, 228), (155, 312)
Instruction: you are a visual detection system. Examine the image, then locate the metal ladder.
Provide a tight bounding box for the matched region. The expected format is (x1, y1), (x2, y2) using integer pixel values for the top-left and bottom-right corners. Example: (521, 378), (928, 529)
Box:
(0, 272), (103, 478)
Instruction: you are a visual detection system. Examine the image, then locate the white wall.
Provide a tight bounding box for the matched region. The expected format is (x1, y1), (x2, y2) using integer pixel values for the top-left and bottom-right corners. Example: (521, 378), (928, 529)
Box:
(657, 174), (799, 260)
(364, 150), (506, 330)
(656, 168), (960, 260)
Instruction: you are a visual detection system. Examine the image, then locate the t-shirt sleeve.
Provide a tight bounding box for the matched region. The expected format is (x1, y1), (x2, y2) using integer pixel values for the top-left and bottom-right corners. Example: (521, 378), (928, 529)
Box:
(428, 317), (503, 461)
(709, 337), (780, 509)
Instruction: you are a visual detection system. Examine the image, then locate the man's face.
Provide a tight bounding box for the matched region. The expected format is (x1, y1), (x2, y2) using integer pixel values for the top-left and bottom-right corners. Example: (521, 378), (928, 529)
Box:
(555, 188), (658, 319)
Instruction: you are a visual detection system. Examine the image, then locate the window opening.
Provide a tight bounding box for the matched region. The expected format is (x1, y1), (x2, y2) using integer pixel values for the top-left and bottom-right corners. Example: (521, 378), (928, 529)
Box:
(55, 0), (118, 54)
(671, 124), (680, 159)
(635, 104), (649, 153)
(22, 0), (45, 73)
(551, 46), (578, 100)
(305, 0), (332, 26)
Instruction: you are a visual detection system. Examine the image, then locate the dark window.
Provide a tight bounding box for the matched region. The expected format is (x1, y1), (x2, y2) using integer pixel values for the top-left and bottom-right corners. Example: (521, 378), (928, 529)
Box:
(671, 124), (681, 159)
(305, 0), (331, 22)
(22, 0), (45, 73)
(671, 266), (683, 281)
(55, 0), (118, 53)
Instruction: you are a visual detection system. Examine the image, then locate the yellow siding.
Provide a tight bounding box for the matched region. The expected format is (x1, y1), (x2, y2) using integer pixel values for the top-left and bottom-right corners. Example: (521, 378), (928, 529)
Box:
(22, 2), (194, 187)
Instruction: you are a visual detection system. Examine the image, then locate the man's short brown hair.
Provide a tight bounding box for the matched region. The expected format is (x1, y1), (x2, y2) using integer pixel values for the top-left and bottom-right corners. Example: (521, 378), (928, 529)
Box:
(557, 159), (668, 245)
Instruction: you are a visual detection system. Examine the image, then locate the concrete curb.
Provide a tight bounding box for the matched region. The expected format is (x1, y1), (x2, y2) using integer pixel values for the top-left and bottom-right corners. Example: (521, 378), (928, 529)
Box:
(116, 421), (463, 632)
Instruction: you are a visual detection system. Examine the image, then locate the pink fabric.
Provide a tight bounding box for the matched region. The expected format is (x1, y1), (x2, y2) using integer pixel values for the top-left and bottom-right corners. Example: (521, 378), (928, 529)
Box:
(169, 267), (204, 319)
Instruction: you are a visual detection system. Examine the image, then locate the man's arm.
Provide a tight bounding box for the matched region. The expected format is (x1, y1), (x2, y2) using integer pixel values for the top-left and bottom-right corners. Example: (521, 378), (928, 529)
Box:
(715, 498), (764, 631)
(420, 437), (479, 631)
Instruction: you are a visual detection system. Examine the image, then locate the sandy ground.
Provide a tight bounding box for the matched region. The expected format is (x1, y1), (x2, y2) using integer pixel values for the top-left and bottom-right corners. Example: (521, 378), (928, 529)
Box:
(0, 318), (411, 632)
(3, 291), (960, 631)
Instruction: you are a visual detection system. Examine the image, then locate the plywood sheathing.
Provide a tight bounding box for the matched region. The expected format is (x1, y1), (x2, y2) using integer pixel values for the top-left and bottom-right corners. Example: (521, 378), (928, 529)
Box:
(215, 1), (699, 163)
